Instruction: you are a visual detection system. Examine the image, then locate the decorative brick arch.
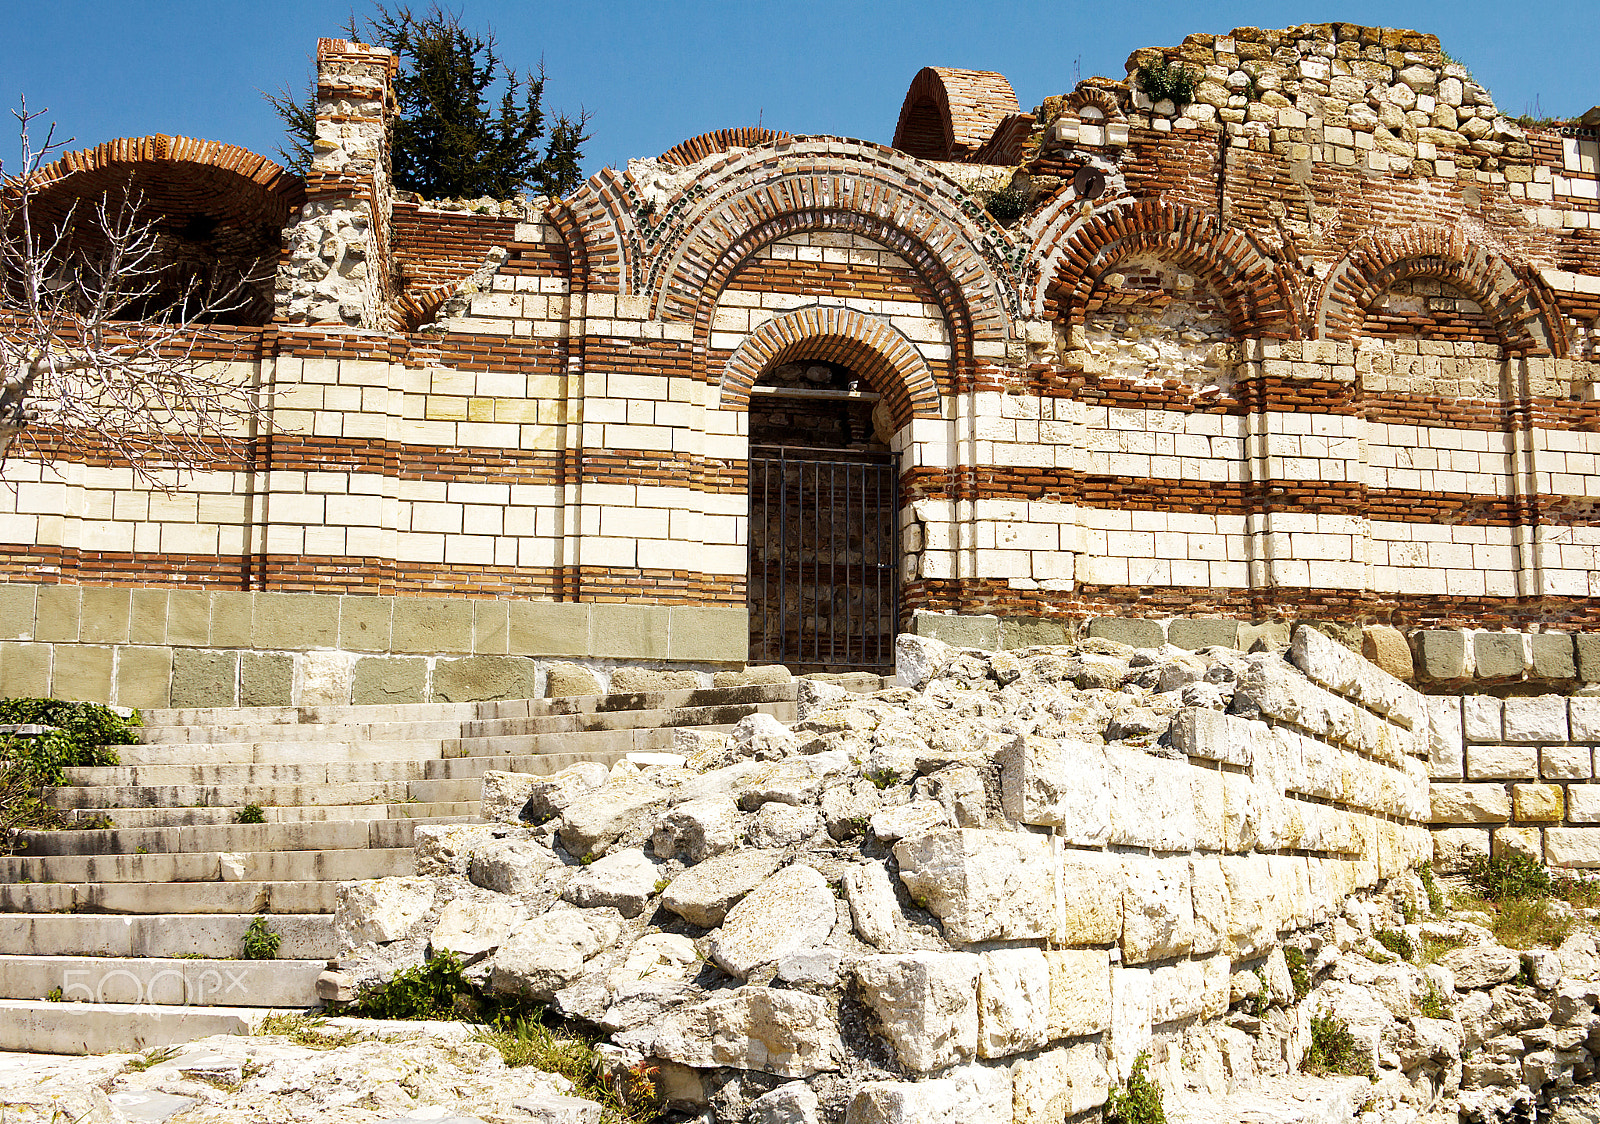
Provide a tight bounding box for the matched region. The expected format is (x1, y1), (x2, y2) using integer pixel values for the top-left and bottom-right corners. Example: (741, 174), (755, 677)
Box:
(720, 305), (943, 427)
(892, 67), (1021, 161)
(1028, 197), (1298, 336)
(660, 128), (791, 166)
(1318, 226), (1561, 357)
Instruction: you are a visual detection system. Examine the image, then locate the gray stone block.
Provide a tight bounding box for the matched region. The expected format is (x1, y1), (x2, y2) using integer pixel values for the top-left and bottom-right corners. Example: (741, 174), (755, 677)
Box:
(473, 601), (510, 655)
(711, 665), (794, 688)
(912, 611), (1000, 651)
(1579, 634), (1600, 684)
(392, 598), (474, 655)
(170, 649), (238, 708)
(1474, 632), (1526, 680)
(1532, 633), (1577, 681)
(208, 592), (254, 648)
(591, 604), (669, 660)
(78, 588), (131, 645)
(128, 590), (170, 646)
(240, 652), (294, 706)
(339, 595), (393, 652)
(352, 656), (427, 705)
(165, 590), (211, 647)
(1418, 631), (1467, 680)
(0, 585), (37, 641)
(1000, 616), (1068, 650)
(1087, 617), (1164, 649)
(1168, 618), (1240, 652)
(114, 646), (172, 711)
(610, 667), (698, 693)
(34, 586), (81, 643)
(252, 592), (339, 651)
(545, 662), (604, 697)
(0, 643), (49, 697)
(433, 655), (536, 702)
(508, 601), (590, 657)
(1237, 620), (1290, 653)
(1361, 625), (1414, 681)
(668, 606), (747, 662)
(51, 645), (114, 703)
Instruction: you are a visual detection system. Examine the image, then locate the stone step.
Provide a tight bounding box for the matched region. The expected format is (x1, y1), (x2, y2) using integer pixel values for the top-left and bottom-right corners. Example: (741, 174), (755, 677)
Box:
(137, 719), (465, 745)
(2, 846), (415, 885)
(444, 722), (736, 759)
(12, 815), (474, 857)
(65, 801), (474, 829)
(0, 914), (336, 958)
(47, 780), (415, 810)
(455, 699), (793, 738)
(0, 998), (269, 1054)
(0, 955), (326, 1007)
(64, 760), (432, 787)
(0, 880), (339, 915)
(424, 749), (632, 780)
(116, 741), (447, 767)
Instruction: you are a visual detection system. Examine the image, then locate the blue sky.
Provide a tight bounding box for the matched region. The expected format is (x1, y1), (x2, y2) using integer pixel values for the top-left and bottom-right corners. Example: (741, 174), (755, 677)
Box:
(2, 1), (1593, 182)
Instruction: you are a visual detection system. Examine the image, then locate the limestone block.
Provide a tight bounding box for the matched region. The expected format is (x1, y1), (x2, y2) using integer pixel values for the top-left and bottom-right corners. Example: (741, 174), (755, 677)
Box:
(1504, 696), (1568, 742)
(1433, 827), (1489, 873)
(895, 829), (1058, 944)
(913, 611), (1000, 651)
(751, 802), (822, 847)
(653, 796), (740, 862)
(558, 779), (668, 857)
(51, 645), (114, 703)
(1120, 857), (1194, 964)
(508, 601), (589, 657)
(351, 656), (426, 705)
(1362, 625), (1414, 680)
(1579, 634), (1600, 683)
(1200, 952), (1231, 1019)
(895, 633), (954, 689)
(710, 864), (837, 979)
(1012, 1043), (1108, 1122)
(1439, 944), (1521, 989)
(298, 650), (355, 706)
(853, 952), (980, 1071)
(0, 585), (37, 640)
(1430, 783), (1510, 823)
(661, 849), (785, 928)
(1568, 786), (1600, 824)
(469, 837), (564, 895)
(1088, 617), (1163, 648)
(0, 643), (49, 699)
(1221, 856), (1276, 959)
(1425, 696), (1464, 780)
(1046, 948), (1110, 1039)
(869, 800), (951, 842)
(1466, 743), (1537, 780)
(590, 604), (669, 661)
(1222, 771), (1259, 852)
(1189, 857), (1229, 956)
(610, 667), (699, 693)
(750, 1083), (820, 1124)
(338, 595), (393, 652)
(78, 587), (130, 644)
(561, 848), (662, 917)
(1418, 631), (1467, 680)
(1512, 783), (1564, 822)
(33, 586), (80, 643)
(844, 1069), (1009, 1124)
(209, 591), (253, 648)
(240, 652), (294, 707)
(1169, 618), (1239, 651)
(334, 877), (434, 946)
(1148, 957), (1206, 1024)
(391, 598), (474, 654)
(1546, 827), (1600, 868)
(1060, 850), (1123, 945)
(977, 949), (1049, 1059)
(1463, 696), (1503, 742)
(413, 822), (504, 877)
(712, 665), (794, 688)
(1533, 633), (1577, 680)
(1571, 697), (1600, 741)
(252, 591), (339, 650)
(163, 589), (209, 646)
(1474, 632), (1526, 680)
(434, 655), (536, 702)
(1167, 708), (1253, 769)
(734, 751), (852, 809)
(1107, 745), (1195, 850)
(668, 605), (747, 662)
(431, 894), (528, 958)
(996, 734), (1110, 842)
(545, 662), (603, 697)
(1001, 616), (1068, 649)
(489, 909), (622, 1000)
(844, 862), (905, 951)
(1493, 826), (1543, 861)
(1108, 966), (1152, 1081)
(114, 646), (172, 710)
(1543, 743), (1592, 781)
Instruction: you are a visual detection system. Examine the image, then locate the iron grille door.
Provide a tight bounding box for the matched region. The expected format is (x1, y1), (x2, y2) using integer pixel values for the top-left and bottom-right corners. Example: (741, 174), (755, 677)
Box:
(748, 446), (899, 672)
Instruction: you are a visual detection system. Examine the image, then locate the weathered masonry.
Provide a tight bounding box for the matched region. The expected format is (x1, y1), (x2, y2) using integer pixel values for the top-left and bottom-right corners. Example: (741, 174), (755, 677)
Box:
(4, 24), (1600, 707)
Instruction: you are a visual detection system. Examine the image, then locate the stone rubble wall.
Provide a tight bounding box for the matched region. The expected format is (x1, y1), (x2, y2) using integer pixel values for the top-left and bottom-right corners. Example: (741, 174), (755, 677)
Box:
(326, 625), (1432, 1122)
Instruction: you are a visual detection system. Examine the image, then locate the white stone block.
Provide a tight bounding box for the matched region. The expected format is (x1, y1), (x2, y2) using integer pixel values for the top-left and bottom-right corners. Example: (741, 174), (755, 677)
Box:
(977, 949), (1050, 1059)
(853, 952), (979, 1072)
(1504, 696), (1569, 742)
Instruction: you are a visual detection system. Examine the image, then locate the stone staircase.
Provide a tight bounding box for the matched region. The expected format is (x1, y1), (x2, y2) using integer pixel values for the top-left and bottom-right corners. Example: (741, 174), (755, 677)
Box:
(0, 680), (810, 1053)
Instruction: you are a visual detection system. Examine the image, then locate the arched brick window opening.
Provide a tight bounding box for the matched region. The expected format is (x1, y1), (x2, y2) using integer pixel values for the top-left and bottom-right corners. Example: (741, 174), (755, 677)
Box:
(896, 99), (948, 162)
(15, 137), (303, 327)
(1077, 252), (1240, 392)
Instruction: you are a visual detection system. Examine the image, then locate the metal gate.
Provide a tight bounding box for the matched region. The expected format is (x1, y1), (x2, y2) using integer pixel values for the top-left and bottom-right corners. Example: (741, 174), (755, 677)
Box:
(748, 446), (899, 672)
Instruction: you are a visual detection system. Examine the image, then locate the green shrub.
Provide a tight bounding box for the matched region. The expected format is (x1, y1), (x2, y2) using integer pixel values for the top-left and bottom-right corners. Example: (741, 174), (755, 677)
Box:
(1305, 1012), (1371, 1077)
(0, 698), (139, 786)
(1418, 980), (1449, 1019)
(349, 951), (479, 1020)
(1283, 947), (1311, 1000)
(476, 1016), (660, 1123)
(1375, 928), (1415, 961)
(1415, 862), (1446, 914)
(1105, 1051), (1166, 1124)
(1467, 853), (1553, 902)
(241, 915), (281, 960)
(980, 183), (1032, 225)
(236, 804), (266, 825)
(1134, 57), (1200, 106)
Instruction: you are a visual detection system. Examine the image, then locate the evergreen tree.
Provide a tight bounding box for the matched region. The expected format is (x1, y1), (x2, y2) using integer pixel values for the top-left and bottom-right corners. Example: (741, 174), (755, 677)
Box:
(267, 4), (589, 200)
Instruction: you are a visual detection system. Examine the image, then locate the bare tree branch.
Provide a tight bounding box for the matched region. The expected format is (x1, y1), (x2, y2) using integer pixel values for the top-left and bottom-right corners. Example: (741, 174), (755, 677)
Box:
(0, 101), (274, 490)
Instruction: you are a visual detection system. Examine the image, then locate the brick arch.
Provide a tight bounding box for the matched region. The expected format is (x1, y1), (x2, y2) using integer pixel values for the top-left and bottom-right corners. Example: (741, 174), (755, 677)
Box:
(720, 305), (943, 428)
(1318, 227), (1561, 357)
(1029, 198), (1298, 336)
(660, 128), (791, 166)
(892, 67), (1021, 161)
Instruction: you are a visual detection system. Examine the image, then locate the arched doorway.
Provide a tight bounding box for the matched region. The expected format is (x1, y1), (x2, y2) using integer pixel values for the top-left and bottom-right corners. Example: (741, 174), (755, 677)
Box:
(747, 359), (899, 672)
